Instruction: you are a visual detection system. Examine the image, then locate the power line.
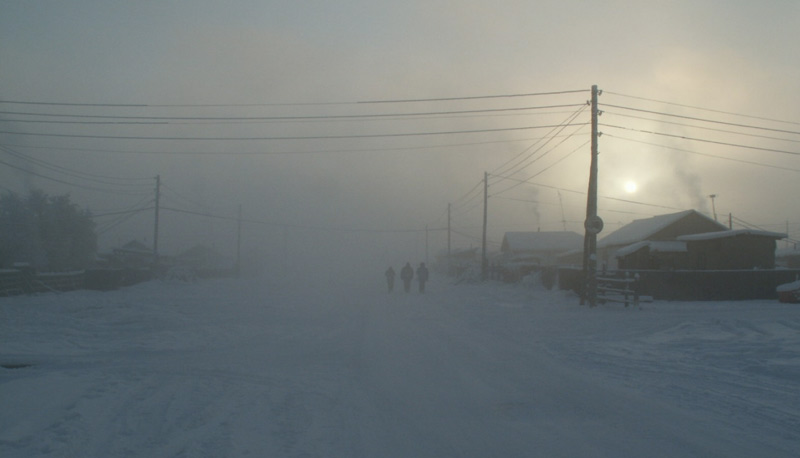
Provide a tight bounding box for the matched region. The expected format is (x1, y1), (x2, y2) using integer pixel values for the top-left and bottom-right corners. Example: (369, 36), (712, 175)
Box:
(603, 110), (800, 145)
(0, 123), (590, 141)
(490, 104), (589, 178)
(602, 124), (800, 157)
(356, 89), (589, 104)
(0, 134), (587, 157)
(604, 91), (800, 127)
(0, 157), (151, 195)
(0, 103), (586, 122)
(0, 145), (153, 184)
(489, 173), (683, 211)
(490, 139), (590, 197)
(602, 104), (800, 137)
(159, 206), (446, 234)
(604, 134), (800, 173)
(0, 89), (589, 108)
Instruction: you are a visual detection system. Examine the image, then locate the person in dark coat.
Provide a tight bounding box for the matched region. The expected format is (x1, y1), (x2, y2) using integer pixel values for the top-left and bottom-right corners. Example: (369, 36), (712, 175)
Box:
(385, 266), (395, 293)
(416, 262), (429, 293)
(400, 262), (413, 292)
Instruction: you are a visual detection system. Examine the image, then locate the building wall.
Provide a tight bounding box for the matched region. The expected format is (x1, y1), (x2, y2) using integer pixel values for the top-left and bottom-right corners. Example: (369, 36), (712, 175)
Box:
(686, 236), (776, 270)
(617, 249), (690, 270)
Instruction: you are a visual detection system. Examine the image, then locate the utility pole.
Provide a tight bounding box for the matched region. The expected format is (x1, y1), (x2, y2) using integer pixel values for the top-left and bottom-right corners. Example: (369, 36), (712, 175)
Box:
(558, 190), (567, 231)
(581, 85), (603, 306)
(236, 204), (242, 278)
(425, 225), (429, 265)
(481, 171), (488, 280)
(447, 203), (451, 257)
(153, 174), (161, 266)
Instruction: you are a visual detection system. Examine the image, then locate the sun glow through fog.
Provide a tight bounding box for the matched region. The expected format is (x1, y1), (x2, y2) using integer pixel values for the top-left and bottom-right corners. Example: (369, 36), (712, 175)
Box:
(624, 181), (638, 194)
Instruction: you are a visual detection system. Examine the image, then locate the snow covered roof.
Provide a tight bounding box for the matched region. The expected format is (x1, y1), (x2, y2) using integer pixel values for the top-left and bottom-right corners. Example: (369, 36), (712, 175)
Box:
(614, 241), (688, 258)
(501, 231), (583, 253)
(678, 229), (787, 242)
(598, 210), (724, 248)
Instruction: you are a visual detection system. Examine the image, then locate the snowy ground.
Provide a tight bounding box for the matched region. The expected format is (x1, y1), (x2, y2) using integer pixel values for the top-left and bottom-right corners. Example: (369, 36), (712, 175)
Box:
(1, 272), (799, 457)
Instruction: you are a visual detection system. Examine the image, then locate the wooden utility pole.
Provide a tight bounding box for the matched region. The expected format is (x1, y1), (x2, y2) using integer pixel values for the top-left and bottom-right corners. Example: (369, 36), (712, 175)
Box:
(236, 204), (242, 277)
(153, 174), (161, 264)
(581, 86), (602, 306)
(447, 203), (451, 257)
(481, 171), (488, 280)
(425, 225), (429, 264)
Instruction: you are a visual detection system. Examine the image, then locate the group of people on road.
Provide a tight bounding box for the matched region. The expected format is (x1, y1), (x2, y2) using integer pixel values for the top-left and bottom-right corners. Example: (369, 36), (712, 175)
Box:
(385, 262), (429, 293)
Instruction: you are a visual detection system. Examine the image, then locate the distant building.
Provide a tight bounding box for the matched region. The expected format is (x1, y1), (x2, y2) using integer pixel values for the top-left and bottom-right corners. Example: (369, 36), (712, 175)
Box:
(437, 247), (479, 277)
(106, 240), (154, 269)
(776, 246), (800, 268)
(496, 231), (583, 282)
(500, 231), (583, 266)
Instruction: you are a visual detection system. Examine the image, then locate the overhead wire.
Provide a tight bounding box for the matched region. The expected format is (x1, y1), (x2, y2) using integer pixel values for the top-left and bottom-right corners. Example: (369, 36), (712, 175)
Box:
(603, 110), (800, 145)
(601, 124), (800, 158)
(159, 206), (445, 234)
(0, 144), (152, 185)
(0, 88), (590, 108)
(603, 133), (800, 173)
(0, 156), (151, 196)
(0, 103), (586, 122)
(603, 91), (800, 128)
(490, 139), (591, 197)
(0, 133), (589, 157)
(490, 103), (589, 178)
(0, 123), (592, 142)
(601, 104), (800, 137)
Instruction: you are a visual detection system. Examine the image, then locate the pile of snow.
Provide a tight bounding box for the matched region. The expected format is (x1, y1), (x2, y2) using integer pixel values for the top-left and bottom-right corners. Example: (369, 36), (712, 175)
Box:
(2, 275), (799, 457)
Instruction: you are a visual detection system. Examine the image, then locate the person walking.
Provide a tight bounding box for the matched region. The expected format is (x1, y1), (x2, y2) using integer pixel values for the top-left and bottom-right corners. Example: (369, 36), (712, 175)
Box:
(400, 262), (413, 293)
(385, 266), (395, 293)
(416, 262), (429, 293)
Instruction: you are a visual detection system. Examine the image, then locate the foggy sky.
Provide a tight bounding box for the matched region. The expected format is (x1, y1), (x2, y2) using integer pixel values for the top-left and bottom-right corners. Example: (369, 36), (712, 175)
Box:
(2, 1), (799, 276)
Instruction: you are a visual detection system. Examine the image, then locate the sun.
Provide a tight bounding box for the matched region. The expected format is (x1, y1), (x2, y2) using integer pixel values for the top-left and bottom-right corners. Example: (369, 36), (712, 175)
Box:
(624, 181), (638, 194)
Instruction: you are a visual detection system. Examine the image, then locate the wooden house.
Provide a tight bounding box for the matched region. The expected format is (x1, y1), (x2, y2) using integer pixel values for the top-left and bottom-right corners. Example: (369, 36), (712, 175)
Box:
(677, 229), (786, 270)
(598, 210), (727, 269)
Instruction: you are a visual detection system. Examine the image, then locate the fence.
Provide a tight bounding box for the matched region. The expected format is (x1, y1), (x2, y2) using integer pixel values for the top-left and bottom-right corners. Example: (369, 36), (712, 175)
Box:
(558, 267), (800, 301)
(596, 272), (651, 307)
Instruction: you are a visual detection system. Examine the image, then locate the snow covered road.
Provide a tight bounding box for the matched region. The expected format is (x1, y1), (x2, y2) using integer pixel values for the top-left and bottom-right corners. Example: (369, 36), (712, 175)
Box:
(2, 275), (799, 457)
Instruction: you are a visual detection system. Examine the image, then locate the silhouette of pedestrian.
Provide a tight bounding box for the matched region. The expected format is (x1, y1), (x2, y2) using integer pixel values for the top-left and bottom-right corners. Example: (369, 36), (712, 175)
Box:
(416, 262), (429, 293)
(400, 262), (413, 293)
(385, 266), (395, 293)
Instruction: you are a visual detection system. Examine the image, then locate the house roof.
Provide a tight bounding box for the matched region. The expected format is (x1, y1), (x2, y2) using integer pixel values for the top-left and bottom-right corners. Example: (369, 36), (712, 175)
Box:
(677, 229), (787, 242)
(501, 231), (583, 253)
(598, 210), (724, 248)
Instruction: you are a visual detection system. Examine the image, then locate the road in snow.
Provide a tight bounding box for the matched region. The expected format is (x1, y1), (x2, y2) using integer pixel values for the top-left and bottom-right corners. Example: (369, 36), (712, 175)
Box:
(1, 273), (799, 457)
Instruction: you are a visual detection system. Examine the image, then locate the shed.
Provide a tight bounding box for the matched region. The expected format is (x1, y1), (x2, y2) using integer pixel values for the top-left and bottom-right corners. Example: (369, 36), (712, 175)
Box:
(678, 229), (786, 270)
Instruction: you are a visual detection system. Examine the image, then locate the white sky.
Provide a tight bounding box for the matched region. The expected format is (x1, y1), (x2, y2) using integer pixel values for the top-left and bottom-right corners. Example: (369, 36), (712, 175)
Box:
(2, 1), (799, 272)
